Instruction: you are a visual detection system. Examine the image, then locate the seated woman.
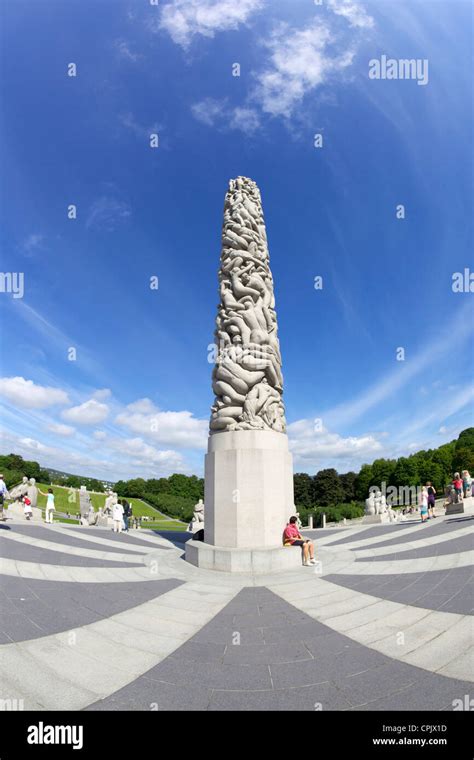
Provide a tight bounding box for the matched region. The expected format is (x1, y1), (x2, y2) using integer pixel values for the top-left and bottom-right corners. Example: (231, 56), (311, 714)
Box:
(283, 516), (316, 566)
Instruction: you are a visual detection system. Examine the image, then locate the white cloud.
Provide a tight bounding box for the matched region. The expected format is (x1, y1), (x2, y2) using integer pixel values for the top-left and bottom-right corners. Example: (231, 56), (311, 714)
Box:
(0, 377), (69, 409)
(119, 112), (162, 140)
(328, 0), (374, 29)
(116, 399), (207, 449)
(191, 98), (261, 134)
(230, 106), (261, 133)
(93, 430), (107, 440)
(191, 97), (226, 126)
(92, 388), (112, 401)
(62, 399), (110, 426)
(107, 436), (186, 473)
(252, 21), (354, 118)
(86, 197), (131, 232)
(288, 419), (383, 471)
(47, 423), (76, 437)
(159, 0), (264, 48)
(114, 38), (141, 61)
(22, 233), (45, 254)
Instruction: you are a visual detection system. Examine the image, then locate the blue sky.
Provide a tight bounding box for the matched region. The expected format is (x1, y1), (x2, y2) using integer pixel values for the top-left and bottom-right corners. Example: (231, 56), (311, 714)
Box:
(0, 0), (472, 481)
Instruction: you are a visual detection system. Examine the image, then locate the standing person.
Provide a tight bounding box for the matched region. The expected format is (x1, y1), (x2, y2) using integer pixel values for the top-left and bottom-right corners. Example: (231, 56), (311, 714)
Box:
(426, 482), (437, 519)
(45, 489), (55, 524)
(452, 472), (463, 502)
(122, 500), (132, 532)
(283, 516), (316, 566)
(419, 486), (429, 523)
(112, 500), (124, 533)
(462, 470), (472, 498)
(38, 487), (56, 524)
(0, 474), (9, 519)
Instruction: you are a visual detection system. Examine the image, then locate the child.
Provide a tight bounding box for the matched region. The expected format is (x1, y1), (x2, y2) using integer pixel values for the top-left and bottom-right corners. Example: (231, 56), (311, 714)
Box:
(23, 495), (33, 520)
(419, 486), (429, 523)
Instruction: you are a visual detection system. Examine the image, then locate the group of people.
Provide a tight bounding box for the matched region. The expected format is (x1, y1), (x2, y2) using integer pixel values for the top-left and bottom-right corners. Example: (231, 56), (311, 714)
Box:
(418, 482), (438, 523)
(111, 498), (133, 533)
(452, 470), (472, 500)
(418, 470), (472, 522)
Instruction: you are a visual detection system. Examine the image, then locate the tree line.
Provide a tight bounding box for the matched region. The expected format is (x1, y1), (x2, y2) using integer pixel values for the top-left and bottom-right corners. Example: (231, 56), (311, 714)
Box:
(2, 428), (472, 523)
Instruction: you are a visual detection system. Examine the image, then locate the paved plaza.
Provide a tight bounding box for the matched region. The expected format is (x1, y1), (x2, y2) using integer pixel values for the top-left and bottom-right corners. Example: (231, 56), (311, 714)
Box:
(0, 509), (472, 711)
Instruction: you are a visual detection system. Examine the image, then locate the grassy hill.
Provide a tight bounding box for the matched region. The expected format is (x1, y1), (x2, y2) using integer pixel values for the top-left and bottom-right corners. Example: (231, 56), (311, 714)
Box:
(34, 485), (187, 531)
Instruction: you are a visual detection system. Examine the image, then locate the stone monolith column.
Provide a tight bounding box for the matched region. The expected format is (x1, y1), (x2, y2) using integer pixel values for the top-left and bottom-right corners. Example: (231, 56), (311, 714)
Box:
(186, 177), (299, 573)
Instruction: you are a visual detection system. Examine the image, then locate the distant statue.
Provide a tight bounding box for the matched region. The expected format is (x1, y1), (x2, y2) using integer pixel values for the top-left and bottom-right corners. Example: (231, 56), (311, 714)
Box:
(27, 478), (38, 508)
(365, 492), (376, 515)
(9, 476), (29, 502)
(103, 491), (117, 515)
(188, 499), (204, 540)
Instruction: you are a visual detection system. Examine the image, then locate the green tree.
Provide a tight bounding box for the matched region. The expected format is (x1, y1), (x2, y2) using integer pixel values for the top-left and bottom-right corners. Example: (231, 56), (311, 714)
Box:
(313, 468), (345, 506)
(339, 472), (357, 502)
(354, 464), (374, 500)
(294, 473), (314, 507)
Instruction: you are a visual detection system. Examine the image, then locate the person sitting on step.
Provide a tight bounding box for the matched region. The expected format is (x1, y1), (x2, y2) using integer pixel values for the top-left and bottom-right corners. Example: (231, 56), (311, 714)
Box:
(283, 516), (316, 566)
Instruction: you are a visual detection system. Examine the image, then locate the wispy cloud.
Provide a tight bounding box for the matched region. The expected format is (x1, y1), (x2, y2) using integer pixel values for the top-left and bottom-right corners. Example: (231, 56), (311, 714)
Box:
(187, 3), (374, 131)
(328, 0), (375, 29)
(85, 196), (131, 232)
(114, 38), (141, 62)
(21, 233), (45, 255)
(191, 98), (260, 134)
(119, 112), (162, 140)
(323, 303), (474, 430)
(157, 0), (264, 48)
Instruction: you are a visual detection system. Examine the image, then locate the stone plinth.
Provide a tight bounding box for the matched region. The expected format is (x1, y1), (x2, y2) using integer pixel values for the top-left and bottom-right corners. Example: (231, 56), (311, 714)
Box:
(204, 429), (294, 549)
(5, 503), (42, 521)
(445, 502), (464, 516)
(185, 540), (303, 573)
(362, 513), (390, 525)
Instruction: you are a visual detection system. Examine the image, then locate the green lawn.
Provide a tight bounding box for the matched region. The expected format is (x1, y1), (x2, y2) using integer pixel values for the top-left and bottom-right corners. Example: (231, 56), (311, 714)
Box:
(35, 485), (186, 526)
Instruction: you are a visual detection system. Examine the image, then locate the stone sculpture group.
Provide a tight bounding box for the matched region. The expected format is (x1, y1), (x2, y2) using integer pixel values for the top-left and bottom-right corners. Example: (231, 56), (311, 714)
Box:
(365, 489), (399, 523)
(8, 476), (38, 507)
(210, 176), (286, 435)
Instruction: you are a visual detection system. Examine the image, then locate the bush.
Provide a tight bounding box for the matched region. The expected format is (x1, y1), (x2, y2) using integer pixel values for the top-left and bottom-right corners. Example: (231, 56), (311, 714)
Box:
(306, 502), (365, 525)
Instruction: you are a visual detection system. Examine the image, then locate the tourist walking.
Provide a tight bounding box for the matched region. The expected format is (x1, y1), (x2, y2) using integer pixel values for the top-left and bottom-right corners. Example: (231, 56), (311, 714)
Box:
(112, 500), (124, 533)
(462, 470), (472, 498)
(419, 486), (429, 523)
(452, 472), (463, 501)
(0, 474), (9, 519)
(426, 482), (437, 519)
(122, 500), (132, 532)
(283, 516), (316, 566)
(45, 489), (55, 524)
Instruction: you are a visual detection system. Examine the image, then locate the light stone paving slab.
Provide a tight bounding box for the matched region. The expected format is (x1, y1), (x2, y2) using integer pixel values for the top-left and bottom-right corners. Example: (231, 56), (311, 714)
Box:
(0, 582), (240, 710)
(352, 526), (474, 559)
(269, 577), (473, 681)
(0, 529), (146, 564)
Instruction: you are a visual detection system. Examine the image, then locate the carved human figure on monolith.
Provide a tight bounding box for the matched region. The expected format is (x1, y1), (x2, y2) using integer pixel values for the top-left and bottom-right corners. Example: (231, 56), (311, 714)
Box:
(210, 176), (287, 434)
